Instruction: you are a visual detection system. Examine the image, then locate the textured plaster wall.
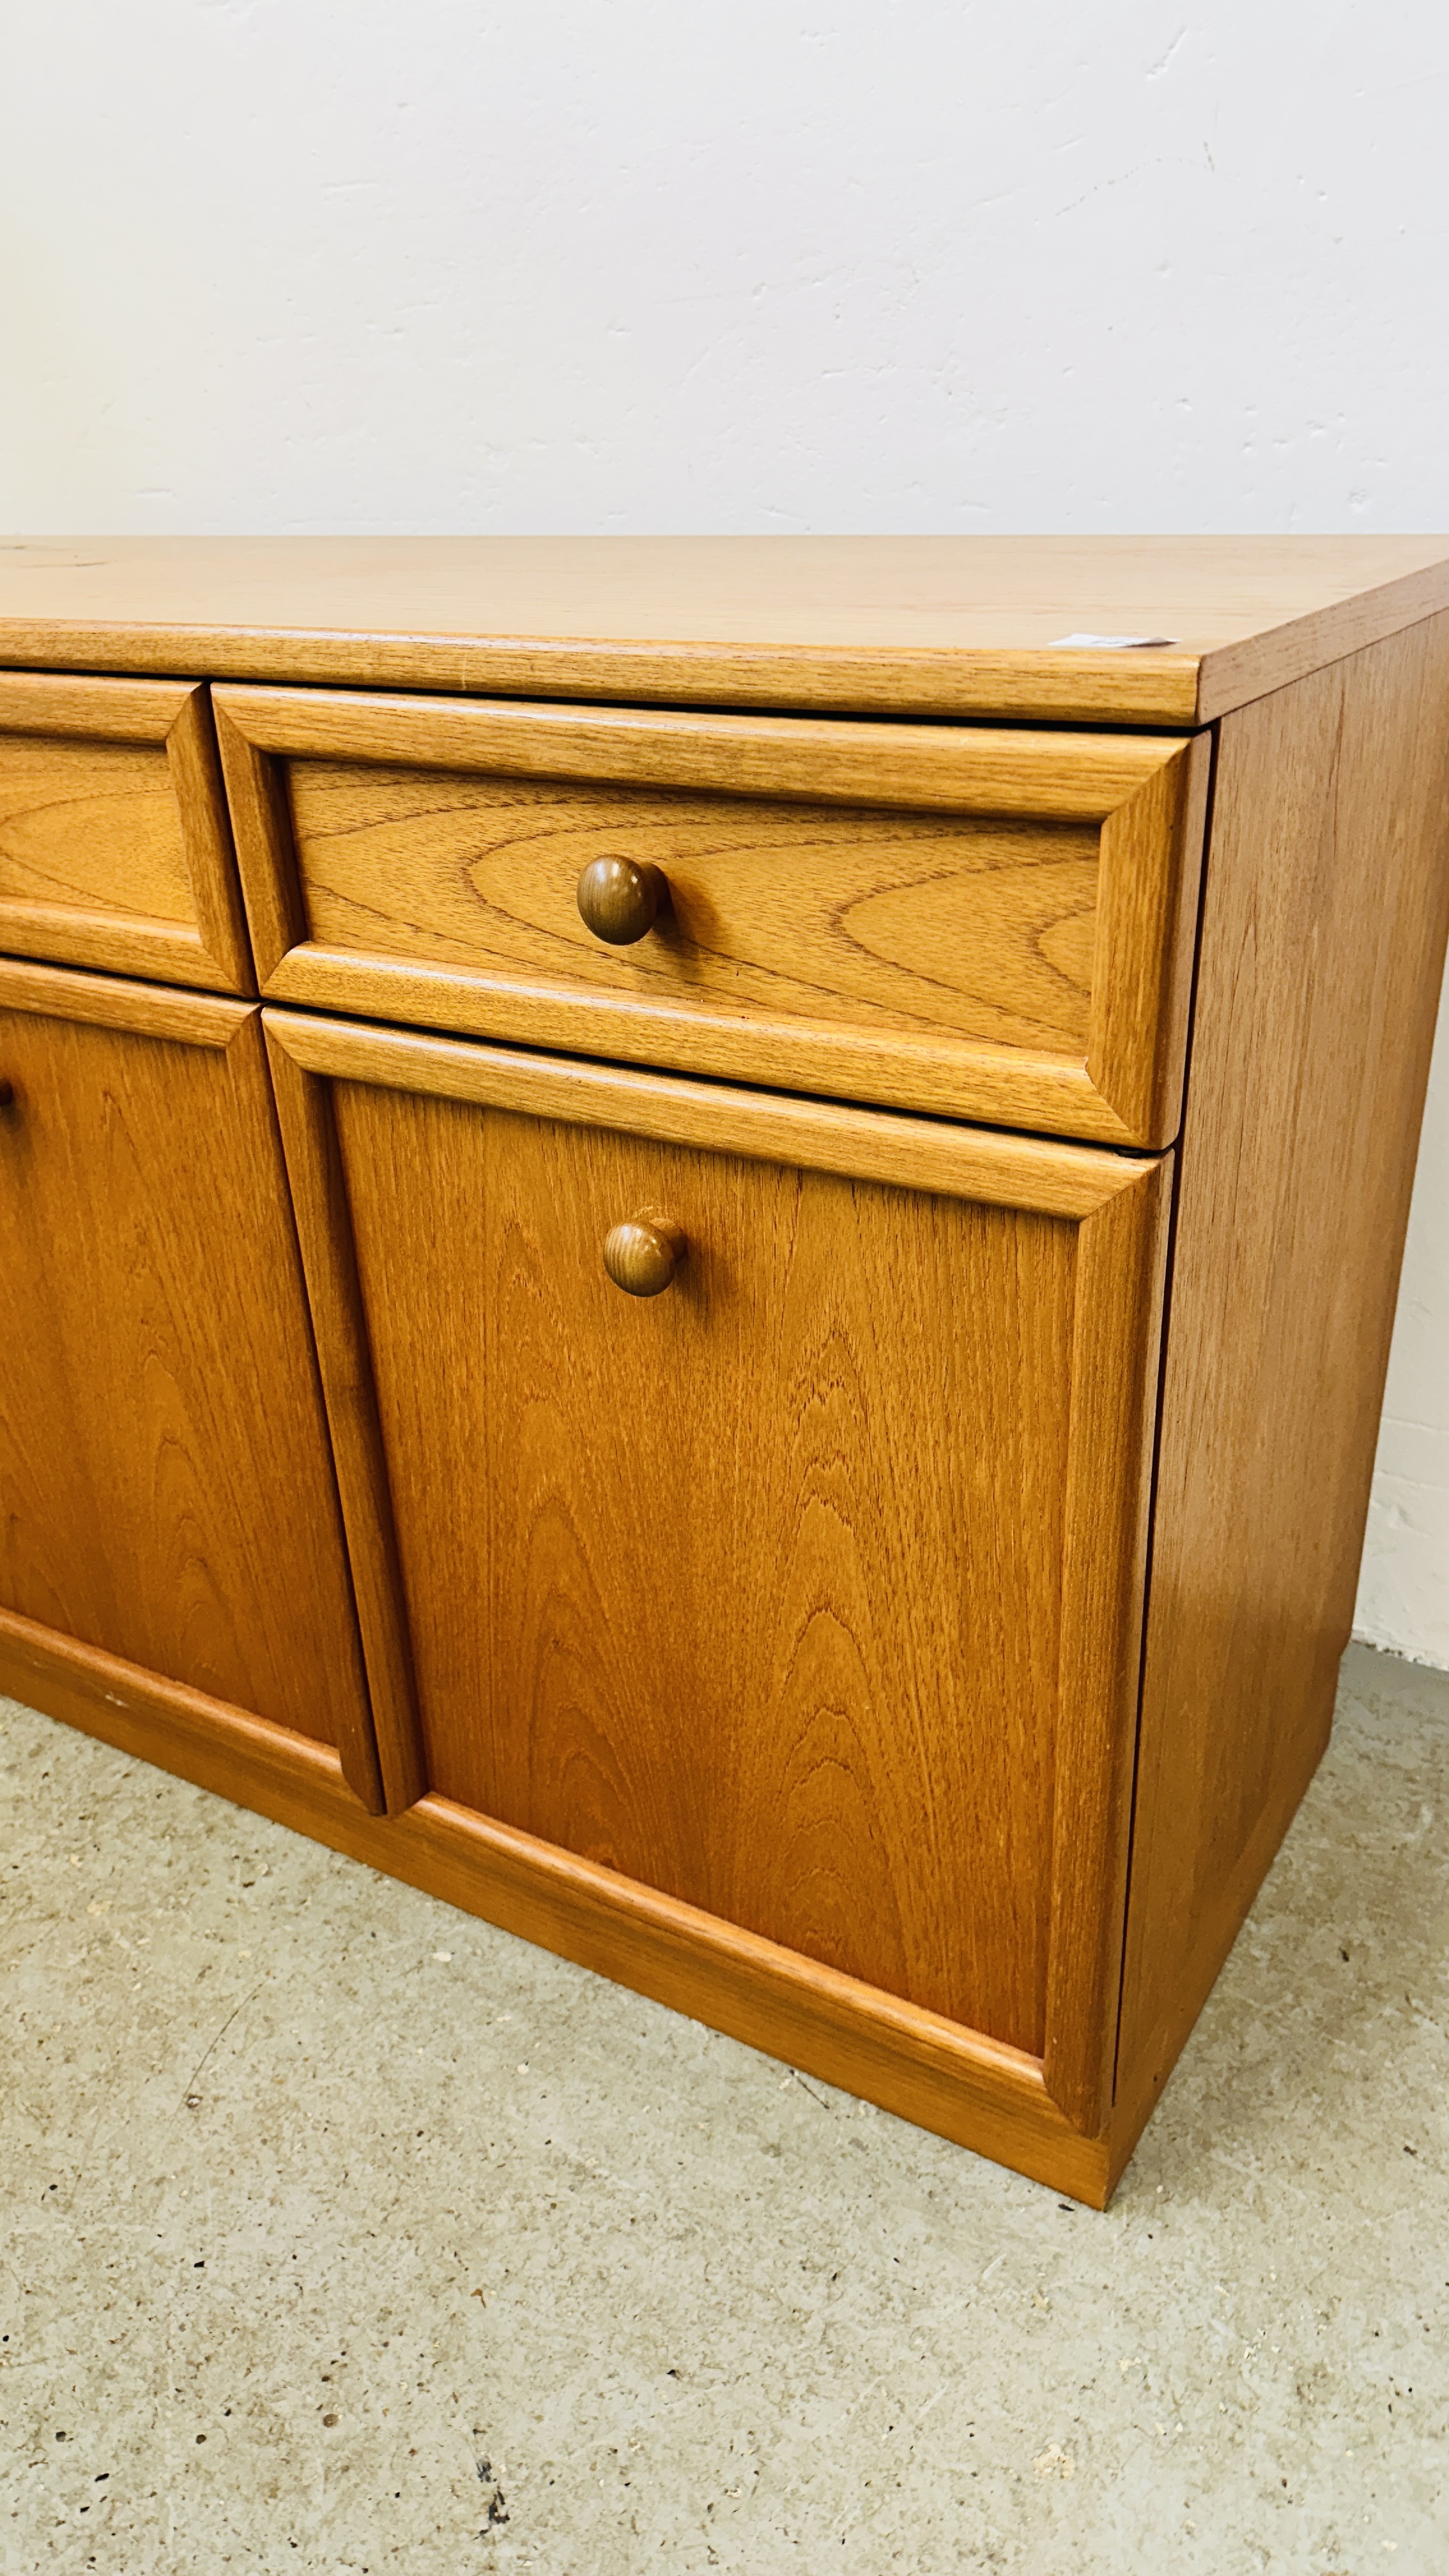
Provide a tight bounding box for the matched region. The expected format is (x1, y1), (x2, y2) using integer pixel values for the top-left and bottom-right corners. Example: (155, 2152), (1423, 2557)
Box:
(2, 0), (1446, 1659)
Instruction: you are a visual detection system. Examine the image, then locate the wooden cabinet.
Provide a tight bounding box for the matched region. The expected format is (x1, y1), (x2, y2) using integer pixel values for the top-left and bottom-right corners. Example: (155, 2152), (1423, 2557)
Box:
(0, 958), (381, 1809)
(3, 537), (1448, 2205)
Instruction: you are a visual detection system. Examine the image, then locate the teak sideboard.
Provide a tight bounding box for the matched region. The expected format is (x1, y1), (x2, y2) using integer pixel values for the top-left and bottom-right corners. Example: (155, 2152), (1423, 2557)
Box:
(3, 537), (1447, 2207)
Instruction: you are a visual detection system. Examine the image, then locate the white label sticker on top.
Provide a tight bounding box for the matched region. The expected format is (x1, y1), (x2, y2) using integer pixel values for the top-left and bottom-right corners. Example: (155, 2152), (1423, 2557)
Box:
(1049, 632), (1179, 648)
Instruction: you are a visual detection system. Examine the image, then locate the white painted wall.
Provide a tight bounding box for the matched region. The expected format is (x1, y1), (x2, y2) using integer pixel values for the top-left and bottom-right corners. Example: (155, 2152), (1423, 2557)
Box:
(3, 0), (1446, 1659)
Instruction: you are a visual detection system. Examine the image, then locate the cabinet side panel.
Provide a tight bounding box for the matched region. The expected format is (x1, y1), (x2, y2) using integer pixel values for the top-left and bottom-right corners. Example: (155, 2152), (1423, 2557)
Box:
(1117, 613), (1449, 2128)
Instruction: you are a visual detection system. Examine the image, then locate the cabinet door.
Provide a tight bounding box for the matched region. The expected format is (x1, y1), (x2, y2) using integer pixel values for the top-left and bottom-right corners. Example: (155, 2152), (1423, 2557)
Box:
(0, 959), (379, 1806)
(268, 1006), (1170, 2128)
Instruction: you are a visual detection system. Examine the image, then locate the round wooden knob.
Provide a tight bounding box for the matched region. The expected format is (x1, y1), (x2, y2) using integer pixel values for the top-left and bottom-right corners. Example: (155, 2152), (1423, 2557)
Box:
(602, 1213), (686, 1298)
(576, 856), (663, 946)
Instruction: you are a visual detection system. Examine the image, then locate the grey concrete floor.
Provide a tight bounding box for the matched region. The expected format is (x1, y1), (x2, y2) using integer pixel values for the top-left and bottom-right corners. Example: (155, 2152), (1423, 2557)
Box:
(1, 1642), (1446, 2575)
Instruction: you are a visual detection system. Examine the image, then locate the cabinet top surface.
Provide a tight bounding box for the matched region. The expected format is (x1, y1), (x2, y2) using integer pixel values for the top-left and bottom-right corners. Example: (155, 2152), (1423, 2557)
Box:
(2, 535), (1446, 726)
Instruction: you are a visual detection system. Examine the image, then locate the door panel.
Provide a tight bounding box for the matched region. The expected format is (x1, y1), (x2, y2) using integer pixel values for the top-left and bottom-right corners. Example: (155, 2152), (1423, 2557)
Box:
(335, 1078), (1075, 2053)
(0, 962), (375, 1787)
(265, 1006), (1170, 2097)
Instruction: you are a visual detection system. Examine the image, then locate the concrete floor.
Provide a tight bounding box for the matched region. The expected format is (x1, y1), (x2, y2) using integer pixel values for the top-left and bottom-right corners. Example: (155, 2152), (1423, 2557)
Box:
(1, 1643), (1445, 2574)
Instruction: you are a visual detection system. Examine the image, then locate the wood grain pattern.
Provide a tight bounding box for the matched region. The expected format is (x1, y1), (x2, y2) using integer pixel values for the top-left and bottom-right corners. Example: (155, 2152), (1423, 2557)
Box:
(336, 1082), (1075, 2053)
(0, 963), (379, 1805)
(263, 1026), (425, 1816)
(261, 949), (1138, 1147)
(213, 694), (309, 981)
(213, 686), (1183, 813)
(0, 954), (251, 1048)
(1045, 1162), (1172, 2128)
(287, 772), (1108, 1126)
(0, 673), (203, 740)
(262, 1007), (1151, 1219)
(0, 1608), (1118, 2205)
(4, 535), (1449, 724)
(0, 673), (253, 990)
(160, 683), (255, 990)
(1088, 732), (1213, 1146)
(266, 1009), (1169, 2101)
(1116, 608), (1449, 2131)
(0, 733), (194, 921)
(218, 686), (1204, 1145)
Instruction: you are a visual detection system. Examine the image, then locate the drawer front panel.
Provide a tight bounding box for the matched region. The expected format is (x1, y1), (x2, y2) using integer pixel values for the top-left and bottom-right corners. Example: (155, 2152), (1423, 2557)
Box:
(265, 1007), (1172, 2122)
(224, 691), (1208, 1146)
(0, 675), (252, 991)
(0, 732), (194, 922)
(293, 761), (1101, 1057)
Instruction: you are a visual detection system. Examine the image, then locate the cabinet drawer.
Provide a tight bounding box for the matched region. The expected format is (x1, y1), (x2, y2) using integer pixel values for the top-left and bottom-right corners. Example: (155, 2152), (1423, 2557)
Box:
(0, 675), (252, 992)
(264, 1006), (1170, 2126)
(222, 689), (1208, 1147)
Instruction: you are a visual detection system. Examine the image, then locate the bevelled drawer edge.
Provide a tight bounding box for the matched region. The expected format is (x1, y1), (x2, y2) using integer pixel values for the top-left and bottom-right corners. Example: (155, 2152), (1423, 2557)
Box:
(0, 673), (254, 993)
(215, 686), (1208, 1149)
